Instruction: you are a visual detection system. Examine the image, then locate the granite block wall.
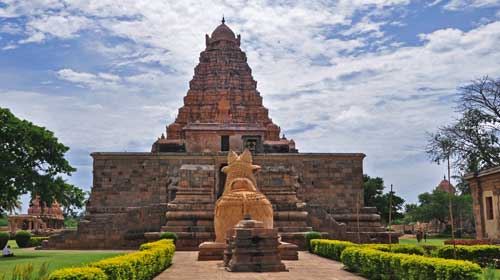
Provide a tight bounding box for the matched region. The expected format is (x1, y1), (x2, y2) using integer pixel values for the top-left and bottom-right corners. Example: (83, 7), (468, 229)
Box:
(46, 152), (364, 249)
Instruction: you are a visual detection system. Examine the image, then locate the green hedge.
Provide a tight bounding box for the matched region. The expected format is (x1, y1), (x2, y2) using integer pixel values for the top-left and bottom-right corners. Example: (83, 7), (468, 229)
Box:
(15, 230), (32, 248)
(311, 239), (357, 260)
(49, 267), (108, 280)
(305, 232), (322, 253)
(29, 236), (49, 247)
(366, 244), (425, 256)
(0, 231), (9, 249)
(159, 232), (178, 244)
(91, 239), (175, 280)
(341, 246), (482, 280)
(311, 240), (426, 261)
(49, 239), (175, 280)
(435, 245), (500, 267)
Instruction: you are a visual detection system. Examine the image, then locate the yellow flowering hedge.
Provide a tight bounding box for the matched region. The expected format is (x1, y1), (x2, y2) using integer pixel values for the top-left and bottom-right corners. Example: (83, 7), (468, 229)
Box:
(48, 267), (108, 280)
(48, 239), (175, 280)
(311, 239), (356, 260)
(435, 245), (500, 267)
(341, 246), (482, 280)
(311, 239), (425, 261)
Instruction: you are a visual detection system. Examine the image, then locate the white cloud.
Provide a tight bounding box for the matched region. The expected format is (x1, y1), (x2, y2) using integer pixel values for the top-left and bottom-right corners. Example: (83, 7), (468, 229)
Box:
(21, 14), (92, 43)
(0, 22), (23, 34)
(443, 0), (500, 10)
(56, 68), (123, 90)
(18, 32), (45, 44)
(2, 44), (17, 50)
(1, 0), (500, 206)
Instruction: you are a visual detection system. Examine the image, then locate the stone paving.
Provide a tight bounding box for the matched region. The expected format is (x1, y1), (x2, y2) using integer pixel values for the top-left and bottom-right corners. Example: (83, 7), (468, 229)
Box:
(155, 251), (366, 280)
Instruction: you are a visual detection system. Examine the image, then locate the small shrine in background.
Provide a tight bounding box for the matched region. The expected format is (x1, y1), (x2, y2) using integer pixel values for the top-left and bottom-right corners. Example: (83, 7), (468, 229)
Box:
(8, 196), (64, 233)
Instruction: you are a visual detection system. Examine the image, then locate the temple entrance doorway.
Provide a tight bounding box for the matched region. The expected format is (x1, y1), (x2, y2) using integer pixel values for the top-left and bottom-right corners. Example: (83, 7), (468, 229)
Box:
(217, 164), (227, 199)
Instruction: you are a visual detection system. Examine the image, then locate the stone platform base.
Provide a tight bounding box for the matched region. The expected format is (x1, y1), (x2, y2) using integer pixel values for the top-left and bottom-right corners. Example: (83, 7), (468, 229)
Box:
(198, 241), (298, 261)
(225, 219), (287, 272)
(278, 242), (299, 260)
(198, 242), (226, 261)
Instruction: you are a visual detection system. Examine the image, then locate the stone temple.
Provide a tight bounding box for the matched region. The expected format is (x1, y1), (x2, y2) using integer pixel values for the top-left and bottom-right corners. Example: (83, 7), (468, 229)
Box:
(46, 20), (394, 250)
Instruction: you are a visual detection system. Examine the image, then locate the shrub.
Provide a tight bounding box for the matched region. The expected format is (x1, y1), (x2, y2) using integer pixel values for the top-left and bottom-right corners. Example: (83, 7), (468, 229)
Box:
(421, 245), (438, 256)
(482, 263), (500, 280)
(304, 232), (322, 252)
(15, 230), (32, 248)
(0, 231), (9, 249)
(49, 239), (175, 280)
(310, 239), (357, 261)
(159, 232), (178, 244)
(367, 244), (425, 256)
(435, 245), (500, 267)
(5, 263), (50, 280)
(29, 236), (49, 247)
(341, 246), (482, 280)
(444, 239), (494, 245)
(48, 267), (108, 280)
(90, 239), (175, 280)
(0, 216), (7, 227)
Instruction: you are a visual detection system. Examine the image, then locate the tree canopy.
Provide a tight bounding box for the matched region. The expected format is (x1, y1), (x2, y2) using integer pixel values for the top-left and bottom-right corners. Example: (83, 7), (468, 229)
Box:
(363, 174), (405, 223)
(0, 107), (85, 215)
(404, 189), (473, 229)
(426, 76), (500, 175)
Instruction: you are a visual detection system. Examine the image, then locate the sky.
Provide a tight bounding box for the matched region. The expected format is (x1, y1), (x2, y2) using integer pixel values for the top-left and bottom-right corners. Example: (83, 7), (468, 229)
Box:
(1, 0), (500, 212)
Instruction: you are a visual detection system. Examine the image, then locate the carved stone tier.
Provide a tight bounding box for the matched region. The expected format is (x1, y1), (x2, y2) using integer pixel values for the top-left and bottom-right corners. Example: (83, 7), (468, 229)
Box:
(225, 219), (287, 272)
(332, 207), (401, 243)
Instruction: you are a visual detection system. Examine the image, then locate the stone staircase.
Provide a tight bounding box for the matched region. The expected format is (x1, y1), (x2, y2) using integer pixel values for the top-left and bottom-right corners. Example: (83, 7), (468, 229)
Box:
(161, 164), (216, 250)
(259, 166), (314, 249)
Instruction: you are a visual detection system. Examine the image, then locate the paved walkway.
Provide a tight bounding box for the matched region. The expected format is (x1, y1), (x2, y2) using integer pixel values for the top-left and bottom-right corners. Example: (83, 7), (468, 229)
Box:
(155, 251), (365, 280)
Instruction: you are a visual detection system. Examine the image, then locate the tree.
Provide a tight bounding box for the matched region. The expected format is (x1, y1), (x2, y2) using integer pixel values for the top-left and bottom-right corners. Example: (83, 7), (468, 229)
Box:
(408, 190), (451, 224)
(406, 189), (473, 228)
(0, 107), (84, 214)
(363, 175), (405, 223)
(363, 175), (384, 206)
(426, 76), (500, 174)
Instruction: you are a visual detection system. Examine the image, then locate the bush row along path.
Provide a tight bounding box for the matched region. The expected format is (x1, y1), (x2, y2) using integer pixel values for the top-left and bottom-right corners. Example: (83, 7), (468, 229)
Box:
(155, 251), (365, 280)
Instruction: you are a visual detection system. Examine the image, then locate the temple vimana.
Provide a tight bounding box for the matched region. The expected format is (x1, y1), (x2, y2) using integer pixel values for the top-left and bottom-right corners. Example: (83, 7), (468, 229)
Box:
(45, 19), (394, 250)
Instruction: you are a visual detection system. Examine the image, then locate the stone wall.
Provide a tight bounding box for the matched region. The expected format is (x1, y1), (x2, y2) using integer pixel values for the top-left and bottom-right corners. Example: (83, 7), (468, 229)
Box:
(466, 166), (500, 240)
(45, 152), (364, 249)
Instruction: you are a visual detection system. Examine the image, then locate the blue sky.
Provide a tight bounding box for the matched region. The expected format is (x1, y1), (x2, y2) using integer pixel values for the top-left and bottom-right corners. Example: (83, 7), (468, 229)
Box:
(1, 0), (500, 212)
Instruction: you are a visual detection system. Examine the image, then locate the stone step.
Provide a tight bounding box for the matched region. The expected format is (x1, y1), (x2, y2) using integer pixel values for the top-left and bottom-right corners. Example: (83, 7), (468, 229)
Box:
(273, 211), (308, 221)
(346, 226), (386, 232)
(171, 231), (215, 239)
(277, 226), (313, 232)
(166, 220), (214, 226)
(165, 211), (213, 220)
(274, 221), (308, 227)
(163, 225), (214, 232)
(278, 232), (309, 238)
(167, 203), (215, 211)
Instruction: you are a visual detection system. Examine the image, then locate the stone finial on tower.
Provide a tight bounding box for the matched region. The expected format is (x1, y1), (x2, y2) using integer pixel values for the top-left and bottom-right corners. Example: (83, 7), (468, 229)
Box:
(222, 15), (225, 24)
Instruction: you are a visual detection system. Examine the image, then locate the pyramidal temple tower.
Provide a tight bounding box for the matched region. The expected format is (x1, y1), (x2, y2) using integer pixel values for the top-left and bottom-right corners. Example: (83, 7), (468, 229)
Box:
(44, 20), (396, 250)
(152, 19), (295, 154)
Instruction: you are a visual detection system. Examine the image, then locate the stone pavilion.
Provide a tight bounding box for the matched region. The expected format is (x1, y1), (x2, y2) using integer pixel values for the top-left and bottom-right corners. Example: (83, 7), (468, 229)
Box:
(8, 197), (64, 233)
(45, 19), (394, 250)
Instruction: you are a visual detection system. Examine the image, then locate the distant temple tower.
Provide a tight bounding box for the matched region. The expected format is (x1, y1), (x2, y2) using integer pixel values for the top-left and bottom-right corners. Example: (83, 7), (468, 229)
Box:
(152, 19), (295, 154)
(435, 176), (456, 194)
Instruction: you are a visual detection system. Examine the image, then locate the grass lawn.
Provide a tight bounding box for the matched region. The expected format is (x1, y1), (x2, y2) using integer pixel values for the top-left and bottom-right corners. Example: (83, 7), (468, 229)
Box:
(399, 238), (447, 246)
(0, 240), (125, 277)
